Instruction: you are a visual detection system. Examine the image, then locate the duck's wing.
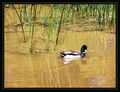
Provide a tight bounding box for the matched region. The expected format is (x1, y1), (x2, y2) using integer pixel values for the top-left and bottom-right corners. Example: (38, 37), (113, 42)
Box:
(67, 52), (80, 55)
(60, 51), (79, 56)
(60, 51), (72, 54)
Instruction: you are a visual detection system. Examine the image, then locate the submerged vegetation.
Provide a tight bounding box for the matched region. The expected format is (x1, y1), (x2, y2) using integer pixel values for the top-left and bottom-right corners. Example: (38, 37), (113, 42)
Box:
(4, 4), (116, 53)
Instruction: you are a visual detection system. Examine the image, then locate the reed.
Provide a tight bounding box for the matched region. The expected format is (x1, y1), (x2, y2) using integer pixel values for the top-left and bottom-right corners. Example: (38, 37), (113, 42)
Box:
(12, 4), (26, 41)
(62, 4), (71, 43)
(19, 5), (23, 23)
(6, 4), (116, 52)
(39, 5), (42, 19)
(23, 4), (28, 23)
(54, 7), (61, 50)
(47, 7), (54, 45)
(110, 4), (115, 27)
(30, 5), (36, 53)
(26, 5), (32, 42)
(56, 5), (65, 45)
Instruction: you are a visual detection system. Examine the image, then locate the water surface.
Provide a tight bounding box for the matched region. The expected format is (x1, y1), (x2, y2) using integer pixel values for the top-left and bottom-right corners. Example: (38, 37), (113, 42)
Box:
(5, 29), (116, 88)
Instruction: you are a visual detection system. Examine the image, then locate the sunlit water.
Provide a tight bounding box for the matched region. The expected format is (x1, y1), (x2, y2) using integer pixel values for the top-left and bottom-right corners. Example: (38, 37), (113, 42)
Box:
(4, 26), (116, 88)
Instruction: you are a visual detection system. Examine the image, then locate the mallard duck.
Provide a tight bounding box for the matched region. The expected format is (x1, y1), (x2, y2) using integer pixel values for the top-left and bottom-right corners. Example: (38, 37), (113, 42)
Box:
(60, 45), (87, 59)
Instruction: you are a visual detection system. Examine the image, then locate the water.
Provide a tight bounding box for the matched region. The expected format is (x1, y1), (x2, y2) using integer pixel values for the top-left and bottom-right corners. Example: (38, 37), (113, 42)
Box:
(4, 29), (116, 88)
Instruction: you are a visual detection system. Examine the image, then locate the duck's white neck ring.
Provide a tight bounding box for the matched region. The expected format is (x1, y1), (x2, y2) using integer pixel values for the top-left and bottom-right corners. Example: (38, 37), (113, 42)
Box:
(82, 50), (87, 53)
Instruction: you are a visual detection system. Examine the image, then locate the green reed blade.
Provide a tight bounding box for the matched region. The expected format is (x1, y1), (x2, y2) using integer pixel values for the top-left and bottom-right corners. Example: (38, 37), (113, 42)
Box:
(67, 4), (71, 18)
(109, 4), (115, 27)
(51, 7), (55, 36)
(20, 5), (23, 23)
(54, 7), (61, 50)
(26, 4), (32, 42)
(23, 4), (28, 23)
(47, 6), (54, 44)
(102, 5), (105, 25)
(30, 5), (36, 53)
(56, 5), (65, 45)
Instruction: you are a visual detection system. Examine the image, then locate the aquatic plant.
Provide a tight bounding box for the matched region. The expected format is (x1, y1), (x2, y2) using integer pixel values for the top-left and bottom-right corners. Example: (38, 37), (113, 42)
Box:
(12, 4), (26, 41)
(5, 4), (116, 53)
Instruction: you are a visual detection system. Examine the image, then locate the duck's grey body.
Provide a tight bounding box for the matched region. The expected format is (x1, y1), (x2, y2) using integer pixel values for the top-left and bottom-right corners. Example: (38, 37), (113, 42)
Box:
(60, 51), (81, 59)
(60, 45), (87, 59)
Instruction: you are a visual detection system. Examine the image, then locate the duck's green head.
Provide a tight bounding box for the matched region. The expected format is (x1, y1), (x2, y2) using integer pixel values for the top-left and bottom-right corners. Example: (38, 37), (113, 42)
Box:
(81, 45), (87, 53)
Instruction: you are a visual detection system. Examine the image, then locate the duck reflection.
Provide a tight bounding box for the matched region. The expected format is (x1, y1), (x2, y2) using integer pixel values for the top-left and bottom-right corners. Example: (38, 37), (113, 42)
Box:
(63, 58), (80, 64)
(62, 57), (87, 65)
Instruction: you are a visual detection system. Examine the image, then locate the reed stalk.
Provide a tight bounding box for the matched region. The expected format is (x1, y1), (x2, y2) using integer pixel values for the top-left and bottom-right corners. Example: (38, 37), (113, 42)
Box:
(7, 4), (116, 52)
(12, 4), (26, 41)
(26, 5), (32, 42)
(110, 4), (115, 27)
(54, 7), (61, 50)
(47, 7), (54, 45)
(30, 5), (36, 53)
(56, 5), (65, 45)
(62, 4), (70, 43)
